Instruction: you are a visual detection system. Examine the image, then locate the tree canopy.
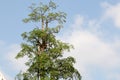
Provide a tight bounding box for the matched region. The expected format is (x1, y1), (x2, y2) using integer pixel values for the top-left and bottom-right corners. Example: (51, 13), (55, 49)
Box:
(15, 1), (81, 80)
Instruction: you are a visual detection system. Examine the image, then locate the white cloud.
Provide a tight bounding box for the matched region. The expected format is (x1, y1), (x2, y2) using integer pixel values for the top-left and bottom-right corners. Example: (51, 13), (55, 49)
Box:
(101, 2), (120, 28)
(0, 64), (13, 80)
(6, 44), (28, 71)
(0, 70), (7, 80)
(107, 73), (120, 80)
(0, 43), (28, 80)
(0, 40), (5, 46)
(71, 15), (84, 30)
(61, 15), (120, 80)
(88, 19), (101, 33)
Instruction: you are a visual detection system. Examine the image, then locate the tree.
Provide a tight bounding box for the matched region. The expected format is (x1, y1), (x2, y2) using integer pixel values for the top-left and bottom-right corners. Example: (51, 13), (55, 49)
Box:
(15, 1), (81, 80)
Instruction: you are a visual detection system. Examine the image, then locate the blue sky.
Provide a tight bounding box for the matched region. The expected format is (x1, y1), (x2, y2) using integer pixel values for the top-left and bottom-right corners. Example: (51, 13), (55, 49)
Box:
(0, 0), (120, 80)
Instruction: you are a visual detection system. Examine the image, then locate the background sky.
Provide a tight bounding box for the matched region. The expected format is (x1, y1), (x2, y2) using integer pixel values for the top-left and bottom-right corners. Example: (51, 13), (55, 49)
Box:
(0, 0), (120, 80)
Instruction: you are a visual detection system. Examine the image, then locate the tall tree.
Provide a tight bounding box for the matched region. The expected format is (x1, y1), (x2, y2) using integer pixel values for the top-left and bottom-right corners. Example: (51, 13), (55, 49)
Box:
(15, 1), (81, 80)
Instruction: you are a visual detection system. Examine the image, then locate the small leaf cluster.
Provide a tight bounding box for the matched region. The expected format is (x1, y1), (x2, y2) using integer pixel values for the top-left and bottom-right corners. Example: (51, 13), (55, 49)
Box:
(23, 1), (66, 24)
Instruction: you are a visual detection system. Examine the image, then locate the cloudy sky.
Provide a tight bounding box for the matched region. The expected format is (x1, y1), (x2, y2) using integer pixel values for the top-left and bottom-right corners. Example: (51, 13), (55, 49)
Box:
(0, 0), (120, 80)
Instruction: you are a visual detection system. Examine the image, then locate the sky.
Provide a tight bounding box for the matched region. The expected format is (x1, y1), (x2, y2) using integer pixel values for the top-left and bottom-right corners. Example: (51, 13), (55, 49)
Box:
(0, 0), (120, 80)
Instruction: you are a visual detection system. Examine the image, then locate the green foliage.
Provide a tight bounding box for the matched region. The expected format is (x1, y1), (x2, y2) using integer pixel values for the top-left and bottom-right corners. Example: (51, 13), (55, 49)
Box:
(15, 1), (81, 80)
(23, 1), (66, 24)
